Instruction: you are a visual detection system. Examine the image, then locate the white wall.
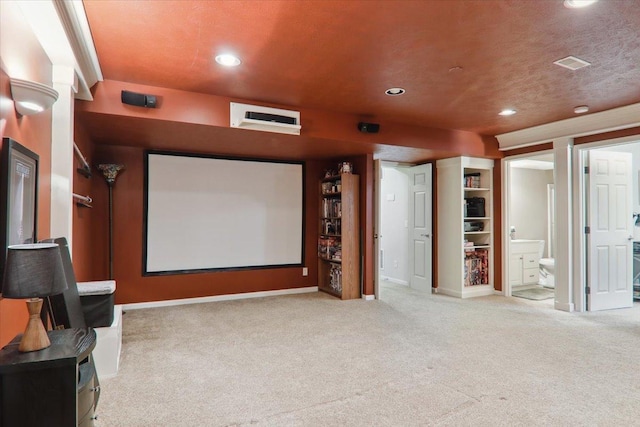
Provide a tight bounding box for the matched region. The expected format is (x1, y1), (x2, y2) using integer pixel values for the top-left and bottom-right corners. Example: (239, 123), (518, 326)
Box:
(509, 167), (554, 257)
(379, 166), (409, 283)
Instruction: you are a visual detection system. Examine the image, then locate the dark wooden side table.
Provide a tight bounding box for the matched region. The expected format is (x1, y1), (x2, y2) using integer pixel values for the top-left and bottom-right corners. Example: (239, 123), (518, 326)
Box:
(0, 328), (99, 427)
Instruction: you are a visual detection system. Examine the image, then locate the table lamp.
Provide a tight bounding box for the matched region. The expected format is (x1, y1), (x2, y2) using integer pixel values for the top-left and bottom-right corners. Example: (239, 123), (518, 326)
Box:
(1, 243), (67, 352)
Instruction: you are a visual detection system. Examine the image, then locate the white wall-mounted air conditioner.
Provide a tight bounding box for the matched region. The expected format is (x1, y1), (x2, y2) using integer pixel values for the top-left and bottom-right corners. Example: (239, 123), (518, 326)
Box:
(230, 102), (301, 135)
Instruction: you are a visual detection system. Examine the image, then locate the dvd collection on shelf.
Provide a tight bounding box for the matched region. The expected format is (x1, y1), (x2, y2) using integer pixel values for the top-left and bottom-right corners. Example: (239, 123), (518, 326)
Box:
(318, 236), (342, 261)
(318, 165), (359, 300)
(329, 262), (342, 293)
(464, 249), (489, 286)
(463, 172), (481, 188)
(322, 198), (342, 218)
(321, 218), (341, 235)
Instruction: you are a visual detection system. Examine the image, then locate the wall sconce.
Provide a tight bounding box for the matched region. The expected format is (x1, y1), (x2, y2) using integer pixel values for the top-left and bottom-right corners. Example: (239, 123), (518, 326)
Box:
(9, 77), (59, 116)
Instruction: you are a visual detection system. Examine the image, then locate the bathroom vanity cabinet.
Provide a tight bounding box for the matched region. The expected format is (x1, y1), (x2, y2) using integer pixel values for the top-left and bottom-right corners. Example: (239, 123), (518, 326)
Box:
(509, 240), (542, 288)
(436, 156), (494, 298)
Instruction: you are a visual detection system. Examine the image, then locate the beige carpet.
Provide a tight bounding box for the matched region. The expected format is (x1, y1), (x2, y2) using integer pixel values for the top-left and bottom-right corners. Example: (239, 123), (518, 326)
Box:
(97, 282), (640, 426)
(512, 287), (555, 301)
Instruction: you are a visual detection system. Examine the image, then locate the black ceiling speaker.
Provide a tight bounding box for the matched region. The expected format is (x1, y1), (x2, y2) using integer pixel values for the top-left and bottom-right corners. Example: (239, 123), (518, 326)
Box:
(358, 122), (380, 133)
(121, 90), (157, 108)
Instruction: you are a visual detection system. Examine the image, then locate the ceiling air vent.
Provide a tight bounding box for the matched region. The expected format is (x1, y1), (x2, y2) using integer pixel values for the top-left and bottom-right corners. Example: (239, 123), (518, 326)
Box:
(553, 56), (591, 71)
(230, 102), (301, 135)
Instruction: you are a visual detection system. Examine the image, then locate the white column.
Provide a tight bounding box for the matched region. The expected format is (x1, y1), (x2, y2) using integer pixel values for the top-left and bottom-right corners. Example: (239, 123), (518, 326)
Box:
(553, 137), (574, 312)
(50, 65), (77, 249)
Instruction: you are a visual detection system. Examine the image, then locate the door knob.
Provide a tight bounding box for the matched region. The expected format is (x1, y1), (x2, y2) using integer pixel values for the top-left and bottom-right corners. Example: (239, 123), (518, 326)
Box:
(628, 235), (634, 241)
(420, 233), (430, 238)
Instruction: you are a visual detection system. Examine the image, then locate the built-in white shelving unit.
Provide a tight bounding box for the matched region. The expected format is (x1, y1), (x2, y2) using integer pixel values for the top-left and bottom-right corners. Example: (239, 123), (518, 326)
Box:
(436, 156), (494, 298)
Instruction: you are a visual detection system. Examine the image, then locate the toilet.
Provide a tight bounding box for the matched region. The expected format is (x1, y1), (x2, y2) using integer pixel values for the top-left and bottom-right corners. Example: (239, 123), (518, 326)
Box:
(536, 239), (555, 288)
(539, 258), (555, 288)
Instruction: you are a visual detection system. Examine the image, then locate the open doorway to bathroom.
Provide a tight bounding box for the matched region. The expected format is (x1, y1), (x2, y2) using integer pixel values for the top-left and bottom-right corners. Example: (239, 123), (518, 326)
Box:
(504, 152), (556, 303)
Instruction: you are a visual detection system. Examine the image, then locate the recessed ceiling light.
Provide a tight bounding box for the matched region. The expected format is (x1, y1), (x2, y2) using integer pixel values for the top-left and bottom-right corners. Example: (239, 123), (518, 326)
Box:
(499, 109), (517, 116)
(574, 105), (589, 114)
(564, 0), (598, 8)
(385, 87), (405, 96)
(215, 54), (241, 67)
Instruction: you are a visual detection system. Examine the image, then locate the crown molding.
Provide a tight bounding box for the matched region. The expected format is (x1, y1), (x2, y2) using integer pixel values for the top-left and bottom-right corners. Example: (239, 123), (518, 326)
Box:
(497, 103), (640, 150)
(52, 0), (103, 100)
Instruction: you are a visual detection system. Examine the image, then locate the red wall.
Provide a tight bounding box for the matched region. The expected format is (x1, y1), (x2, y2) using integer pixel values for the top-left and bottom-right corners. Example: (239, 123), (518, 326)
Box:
(0, 68), (53, 346)
(83, 144), (324, 304)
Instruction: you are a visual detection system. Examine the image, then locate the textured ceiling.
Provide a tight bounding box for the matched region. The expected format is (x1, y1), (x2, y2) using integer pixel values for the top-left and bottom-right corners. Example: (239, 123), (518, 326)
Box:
(81, 0), (640, 149)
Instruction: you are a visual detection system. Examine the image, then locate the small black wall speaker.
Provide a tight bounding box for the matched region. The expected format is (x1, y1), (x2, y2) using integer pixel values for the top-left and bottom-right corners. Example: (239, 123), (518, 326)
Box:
(121, 90), (157, 108)
(358, 122), (380, 133)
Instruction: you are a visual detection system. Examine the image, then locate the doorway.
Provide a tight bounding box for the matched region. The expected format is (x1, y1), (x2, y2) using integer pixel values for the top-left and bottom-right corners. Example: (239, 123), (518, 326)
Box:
(503, 151), (556, 301)
(576, 141), (640, 310)
(374, 161), (433, 299)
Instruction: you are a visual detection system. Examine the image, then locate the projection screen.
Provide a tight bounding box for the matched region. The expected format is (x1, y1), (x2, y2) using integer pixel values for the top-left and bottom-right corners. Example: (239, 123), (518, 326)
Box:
(144, 152), (303, 274)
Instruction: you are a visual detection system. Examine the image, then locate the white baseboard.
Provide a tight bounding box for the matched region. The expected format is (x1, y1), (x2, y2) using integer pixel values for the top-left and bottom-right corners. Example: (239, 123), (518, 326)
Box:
(380, 276), (409, 285)
(554, 301), (575, 312)
(123, 286), (319, 311)
(362, 294), (375, 301)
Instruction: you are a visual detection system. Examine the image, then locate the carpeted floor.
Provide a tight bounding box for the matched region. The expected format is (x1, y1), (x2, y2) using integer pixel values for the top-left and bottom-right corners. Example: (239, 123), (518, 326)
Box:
(512, 287), (555, 301)
(97, 282), (640, 426)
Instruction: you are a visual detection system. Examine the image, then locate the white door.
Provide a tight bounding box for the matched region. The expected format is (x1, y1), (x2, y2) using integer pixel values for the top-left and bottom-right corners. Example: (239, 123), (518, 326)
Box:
(408, 164), (432, 291)
(374, 160), (382, 299)
(587, 150), (633, 311)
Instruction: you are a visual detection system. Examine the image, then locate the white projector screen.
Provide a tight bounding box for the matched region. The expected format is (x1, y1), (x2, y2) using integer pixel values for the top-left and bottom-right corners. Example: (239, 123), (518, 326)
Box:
(144, 152), (303, 274)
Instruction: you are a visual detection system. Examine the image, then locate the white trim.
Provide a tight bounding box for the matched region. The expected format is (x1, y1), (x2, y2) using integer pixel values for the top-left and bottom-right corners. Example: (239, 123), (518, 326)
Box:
(501, 157), (510, 297)
(50, 65), (75, 245)
(437, 285), (494, 299)
(374, 159), (382, 300)
(497, 103), (640, 150)
(553, 138), (574, 312)
(380, 276), (409, 286)
(554, 302), (575, 312)
(572, 146), (586, 312)
(362, 294), (375, 301)
(16, 0), (103, 102)
(53, 0), (103, 100)
(123, 286), (318, 310)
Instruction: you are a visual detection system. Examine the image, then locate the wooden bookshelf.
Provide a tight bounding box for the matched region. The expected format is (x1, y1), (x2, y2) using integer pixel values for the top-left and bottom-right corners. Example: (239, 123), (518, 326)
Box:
(318, 173), (360, 299)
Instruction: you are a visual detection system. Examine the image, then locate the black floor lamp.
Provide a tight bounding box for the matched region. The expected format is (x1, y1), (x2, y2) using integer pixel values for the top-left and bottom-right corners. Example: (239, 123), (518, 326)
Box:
(98, 164), (125, 280)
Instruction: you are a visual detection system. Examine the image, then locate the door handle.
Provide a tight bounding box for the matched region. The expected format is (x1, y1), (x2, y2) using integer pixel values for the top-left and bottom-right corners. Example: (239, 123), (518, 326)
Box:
(629, 235), (634, 241)
(420, 233), (430, 238)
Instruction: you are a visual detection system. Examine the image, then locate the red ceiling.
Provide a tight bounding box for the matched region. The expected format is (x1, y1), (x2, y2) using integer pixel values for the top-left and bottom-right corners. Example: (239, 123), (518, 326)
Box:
(80, 0), (640, 158)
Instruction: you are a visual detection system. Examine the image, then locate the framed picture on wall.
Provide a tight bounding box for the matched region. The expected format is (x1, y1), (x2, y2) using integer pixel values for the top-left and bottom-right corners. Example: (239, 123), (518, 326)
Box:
(0, 137), (39, 289)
